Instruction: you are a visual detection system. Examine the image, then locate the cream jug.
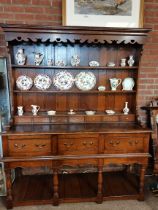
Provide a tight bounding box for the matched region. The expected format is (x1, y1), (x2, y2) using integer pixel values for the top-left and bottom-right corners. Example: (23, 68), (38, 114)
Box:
(31, 105), (40, 115)
(15, 48), (26, 65)
(34, 52), (44, 66)
(17, 106), (24, 116)
(122, 78), (135, 90)
(109, 78), (122, 91)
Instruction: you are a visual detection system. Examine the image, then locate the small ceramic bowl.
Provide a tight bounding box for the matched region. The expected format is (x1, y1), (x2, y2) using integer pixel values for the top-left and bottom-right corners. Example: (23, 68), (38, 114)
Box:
(47, 110), (56, 116)
(105, 110), (115, 115)
(85, 110), (96, 115)
(98, 86), (106, 91)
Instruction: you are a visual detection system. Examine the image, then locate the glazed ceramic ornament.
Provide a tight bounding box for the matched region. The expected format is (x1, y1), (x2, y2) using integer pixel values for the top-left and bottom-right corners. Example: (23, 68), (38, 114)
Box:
(123, 102), (129, 115)
(15, 48), (27, 65)
(71, 55), (80, 66)
(127, 55), (135, 67)
(34, 52), (44, 65)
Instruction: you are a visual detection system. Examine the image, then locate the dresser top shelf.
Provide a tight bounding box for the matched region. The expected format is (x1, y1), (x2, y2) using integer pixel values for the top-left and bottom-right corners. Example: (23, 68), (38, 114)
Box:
(2, 123), (151, 135)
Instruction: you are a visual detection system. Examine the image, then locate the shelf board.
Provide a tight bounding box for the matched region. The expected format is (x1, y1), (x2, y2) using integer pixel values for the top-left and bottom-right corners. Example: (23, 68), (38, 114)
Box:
(11, 64), (138, 70)
(13, 90), (136, 94)
(14, 112), (135, 117)
(12, 172), (139, 205)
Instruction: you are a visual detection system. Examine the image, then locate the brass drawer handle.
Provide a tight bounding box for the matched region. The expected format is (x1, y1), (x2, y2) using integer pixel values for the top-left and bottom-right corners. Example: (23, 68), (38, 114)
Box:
(82, 141), (94, 146)
(63, 142), (73, 148)
(129, 140), (139, 145)
(14, 143), (26, 149)
(35, 144), (46, 149)
(109, 140), (120, 146)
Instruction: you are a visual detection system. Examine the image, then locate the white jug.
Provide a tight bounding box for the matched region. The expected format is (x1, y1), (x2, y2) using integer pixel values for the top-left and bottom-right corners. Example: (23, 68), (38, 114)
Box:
(31, 105), (40, 115)
(109, 78), (122, 91)
(17, 106), (24, 116)
(122, 78), (135, 91)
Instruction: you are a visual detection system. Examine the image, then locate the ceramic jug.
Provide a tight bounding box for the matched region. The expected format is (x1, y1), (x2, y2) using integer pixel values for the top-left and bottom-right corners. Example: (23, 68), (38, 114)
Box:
(109, 78), (122, 91)
(34, 53), (44, 65)
(15, 48), (26, 65)
(122, 78), (135, 90)
(17, 106), (24, 116)
(31, 105), (40, 115)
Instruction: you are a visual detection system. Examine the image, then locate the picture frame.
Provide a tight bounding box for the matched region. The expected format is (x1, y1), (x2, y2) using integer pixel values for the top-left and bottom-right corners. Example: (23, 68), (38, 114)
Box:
(62, 0), (144, 28)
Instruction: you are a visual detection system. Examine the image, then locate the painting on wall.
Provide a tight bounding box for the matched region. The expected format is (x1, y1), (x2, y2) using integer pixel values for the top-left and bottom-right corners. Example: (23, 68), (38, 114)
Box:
(62, 0), (144, 28)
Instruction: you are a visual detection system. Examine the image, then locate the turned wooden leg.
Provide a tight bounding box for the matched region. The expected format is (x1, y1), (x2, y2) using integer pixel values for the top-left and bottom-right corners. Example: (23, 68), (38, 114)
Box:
(53, 170), (59, 206)
(96, 165), (103, 204)
(5, 168), (13, 209)
(138, 165), (146, 201)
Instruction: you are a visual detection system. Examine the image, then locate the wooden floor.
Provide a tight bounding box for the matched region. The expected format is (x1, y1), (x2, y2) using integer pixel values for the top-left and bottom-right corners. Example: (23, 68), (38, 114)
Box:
(11, 171), (139, 206)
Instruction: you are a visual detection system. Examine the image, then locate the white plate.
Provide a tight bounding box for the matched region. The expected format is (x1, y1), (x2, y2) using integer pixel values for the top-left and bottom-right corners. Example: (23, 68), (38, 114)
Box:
(53, 71), (74, 90)
(34, 74), (52, 90)
(75, 72), (96, 91)
(16, 75), (33, 91)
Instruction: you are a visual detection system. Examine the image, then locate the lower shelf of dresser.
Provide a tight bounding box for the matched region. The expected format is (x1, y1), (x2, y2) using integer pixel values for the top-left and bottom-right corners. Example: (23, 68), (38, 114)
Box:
(11, 171), (139, 207)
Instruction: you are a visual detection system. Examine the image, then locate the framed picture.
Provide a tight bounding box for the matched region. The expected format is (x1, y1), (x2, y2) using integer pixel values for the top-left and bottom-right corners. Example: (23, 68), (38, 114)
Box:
(62, 0), (144, 28)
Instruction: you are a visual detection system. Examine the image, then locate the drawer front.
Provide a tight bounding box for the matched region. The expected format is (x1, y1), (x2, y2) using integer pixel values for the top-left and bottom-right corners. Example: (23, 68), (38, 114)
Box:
(58, 134), (99, 155)
(8, 135), (52, 156)
(104, 134), (147, 154)
(119, 115), (135, 122)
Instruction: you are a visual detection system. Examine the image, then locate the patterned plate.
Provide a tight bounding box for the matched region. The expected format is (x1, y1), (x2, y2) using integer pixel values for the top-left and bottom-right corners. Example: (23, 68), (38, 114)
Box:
(34, 74), (52, 90)
(53, 71), (74, 90)
(16, 75), (33, 91)
(75, 72), (96, 91)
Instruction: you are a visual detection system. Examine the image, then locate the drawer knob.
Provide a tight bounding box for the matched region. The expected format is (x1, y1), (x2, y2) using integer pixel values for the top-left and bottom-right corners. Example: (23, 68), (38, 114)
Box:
(35, 144), (46, 149)
(14, 143), (26, 149)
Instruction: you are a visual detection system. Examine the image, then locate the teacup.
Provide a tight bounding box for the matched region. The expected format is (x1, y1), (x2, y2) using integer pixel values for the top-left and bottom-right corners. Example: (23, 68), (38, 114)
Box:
(47, 110), (56, 115)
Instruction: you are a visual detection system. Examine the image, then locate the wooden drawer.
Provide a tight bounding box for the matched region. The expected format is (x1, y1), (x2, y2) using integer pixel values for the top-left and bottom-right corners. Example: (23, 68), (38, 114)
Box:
(8, 135), (52, 156)
(58, 134), (99, 155)
(119, 115), (135, 122)
(102, 115), (119, 122)
(104, 134), (147, 154)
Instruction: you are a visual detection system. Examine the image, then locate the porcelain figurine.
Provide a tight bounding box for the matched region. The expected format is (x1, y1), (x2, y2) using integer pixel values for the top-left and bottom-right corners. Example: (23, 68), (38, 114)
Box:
(47, 59), (53, 66)
(122, 77), (135, 90)
(123, 102), (129, 115)
(31, 105), (40, 115)
(34, 52), (44, 66)
(17, 106), (24, 116)
(109, 78), (122, 91)
(55, 60), (66, 67)
(15, 48), (26, 65)
(127, 55), (135, 67)
(71, 55), (80, 67)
